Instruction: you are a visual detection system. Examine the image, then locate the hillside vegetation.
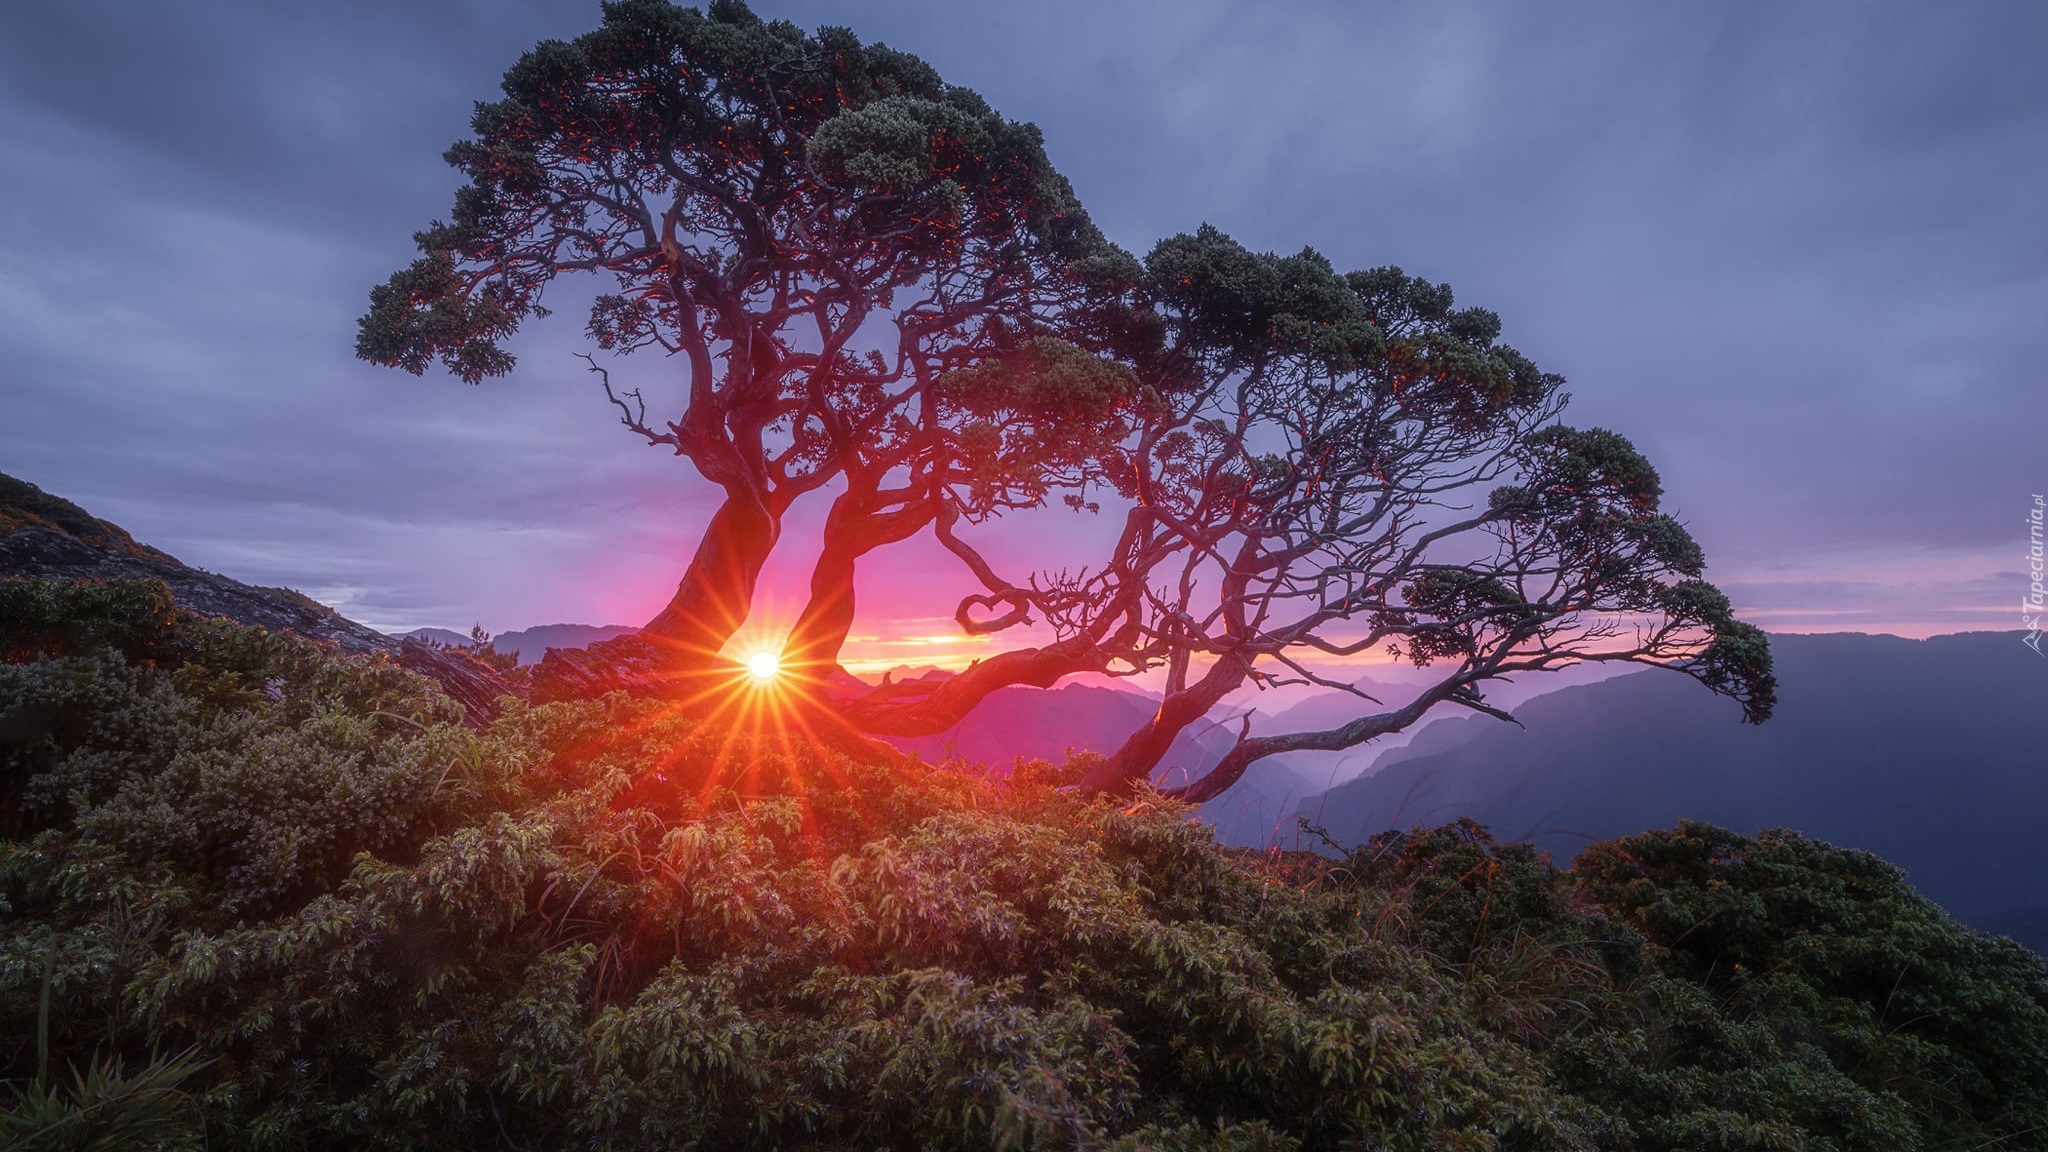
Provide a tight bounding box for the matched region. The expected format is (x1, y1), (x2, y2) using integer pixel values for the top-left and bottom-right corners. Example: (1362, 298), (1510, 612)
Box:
(4, 577), (2047, 1150)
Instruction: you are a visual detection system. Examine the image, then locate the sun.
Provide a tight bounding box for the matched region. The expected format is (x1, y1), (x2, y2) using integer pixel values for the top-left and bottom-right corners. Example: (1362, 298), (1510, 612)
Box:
(744, 650), (781, 683)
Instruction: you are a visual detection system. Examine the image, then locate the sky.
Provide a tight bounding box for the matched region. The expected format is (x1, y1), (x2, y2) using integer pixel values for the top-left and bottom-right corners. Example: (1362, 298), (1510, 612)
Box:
(3, 0), (2044, 674)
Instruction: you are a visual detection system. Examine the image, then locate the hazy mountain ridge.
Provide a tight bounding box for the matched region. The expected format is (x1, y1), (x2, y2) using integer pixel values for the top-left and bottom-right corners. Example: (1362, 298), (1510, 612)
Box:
(402, 623), (637, 665)
(1213, 663), (1645, 846)
(1290, 631), (2048, 949)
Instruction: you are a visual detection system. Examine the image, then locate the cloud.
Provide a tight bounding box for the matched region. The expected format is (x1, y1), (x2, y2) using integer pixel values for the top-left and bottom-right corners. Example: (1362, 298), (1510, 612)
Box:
(1, 0), (2040, 643)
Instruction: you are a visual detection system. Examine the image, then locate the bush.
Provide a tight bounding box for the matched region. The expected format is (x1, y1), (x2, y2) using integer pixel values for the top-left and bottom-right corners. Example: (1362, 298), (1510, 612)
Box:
(0, 578), (182, 666)
(3, 579), (2045, 1149)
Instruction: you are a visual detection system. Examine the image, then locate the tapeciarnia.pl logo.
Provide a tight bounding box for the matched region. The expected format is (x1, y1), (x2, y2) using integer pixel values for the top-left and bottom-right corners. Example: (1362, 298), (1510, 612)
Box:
(2026, 494), (2045, 655)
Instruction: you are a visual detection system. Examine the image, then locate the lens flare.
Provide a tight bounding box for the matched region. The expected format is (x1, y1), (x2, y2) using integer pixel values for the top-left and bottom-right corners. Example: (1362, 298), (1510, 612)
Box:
(745, 650), (781, 683)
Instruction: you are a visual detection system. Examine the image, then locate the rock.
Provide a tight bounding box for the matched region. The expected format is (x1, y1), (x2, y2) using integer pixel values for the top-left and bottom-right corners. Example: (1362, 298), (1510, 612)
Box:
(397, 638), (522, 724)
(0, 472), (178, 563)
(529, 633), (678, 703)
(1, 474), (520, 727)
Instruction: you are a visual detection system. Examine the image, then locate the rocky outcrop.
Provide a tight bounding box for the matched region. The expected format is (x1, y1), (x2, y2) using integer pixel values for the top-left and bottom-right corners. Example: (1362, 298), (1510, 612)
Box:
(0, 473), (179, 563)
(528, 633), (677, 703)
(2, 526), (393, 656)
(1, 474), (519, 727)
(394, 637), (522, 724)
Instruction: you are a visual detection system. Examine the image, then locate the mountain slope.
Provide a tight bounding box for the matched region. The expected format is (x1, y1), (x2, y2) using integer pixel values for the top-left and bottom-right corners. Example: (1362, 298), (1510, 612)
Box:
(1298, 631), (2048, 944)
(1, 470), (514, 722)
(0, 472), (178, 563)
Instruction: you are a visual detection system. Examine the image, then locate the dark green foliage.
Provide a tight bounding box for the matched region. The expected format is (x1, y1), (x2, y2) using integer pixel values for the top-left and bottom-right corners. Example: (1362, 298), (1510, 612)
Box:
(1, 1043), (210, 1152)
(0, 578), (182, 666)
(2, 602), (2041, 1149)
(357, 0), (1107, 384)
(937, 335), (1149, 512)
(1571, 822), (2048, 1146)
(1146, 225), (1383, 370)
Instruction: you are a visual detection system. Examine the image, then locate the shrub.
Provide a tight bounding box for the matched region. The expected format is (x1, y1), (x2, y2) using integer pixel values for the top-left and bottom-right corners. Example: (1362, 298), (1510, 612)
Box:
(0, 578), (181, 666)
(3, 580), (2044, 1149)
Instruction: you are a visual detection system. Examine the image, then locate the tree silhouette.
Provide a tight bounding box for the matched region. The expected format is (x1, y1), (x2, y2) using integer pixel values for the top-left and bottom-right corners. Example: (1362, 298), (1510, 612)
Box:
(360, 3), (1770, 796)
(357, 0), (1126, 683)
(838, 226), (1775, 797)
(1102, 230), (1776, 797)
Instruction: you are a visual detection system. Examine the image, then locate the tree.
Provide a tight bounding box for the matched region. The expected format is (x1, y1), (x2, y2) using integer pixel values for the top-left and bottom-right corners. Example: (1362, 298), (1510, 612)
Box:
(359, 2), (1770, 799)
(357, 0), (1127, 686)
(836, 226), (1775, 797)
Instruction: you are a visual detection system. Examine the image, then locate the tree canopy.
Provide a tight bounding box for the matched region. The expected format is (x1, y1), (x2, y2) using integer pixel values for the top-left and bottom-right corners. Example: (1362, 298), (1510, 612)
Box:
(361, 0), (1772, 801)
(358, 0), (1132, 676)
(842, 226), (1775, 796)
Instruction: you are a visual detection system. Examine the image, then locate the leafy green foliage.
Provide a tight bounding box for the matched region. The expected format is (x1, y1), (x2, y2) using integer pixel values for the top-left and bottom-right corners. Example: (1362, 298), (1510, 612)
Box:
(1571, 822), (2048, 1147)
(937, 335), (1149, 512)
(1, 1045), (210, 1152)
(0, 578), (182, 666)
(2, 588), (2042, 1149)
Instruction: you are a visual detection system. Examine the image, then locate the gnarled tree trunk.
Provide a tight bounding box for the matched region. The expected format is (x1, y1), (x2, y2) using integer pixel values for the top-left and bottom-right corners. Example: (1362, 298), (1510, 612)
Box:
(529, 488), (778, 705)
(838, 635), (1118, 736)
(641, 490), (779, 670)
(780, 482), (933, 681)
(1082, 655), (1249, 795)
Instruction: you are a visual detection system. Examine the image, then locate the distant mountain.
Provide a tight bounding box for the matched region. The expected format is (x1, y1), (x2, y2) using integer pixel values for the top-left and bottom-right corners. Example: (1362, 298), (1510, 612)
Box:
(1251, 674), (1425, 733)
(835, 673), (1288, 843)
(1292, 631), (2048, 951)
(401, 624), (637, 665)
(403, 627), (475, 649)
(869, 664), (954, 685)
(857, 670), (1498, 849)
(848, 665), (1661, 849)
(1222, 663), (1644, 839)
(495, 624), (637, 664)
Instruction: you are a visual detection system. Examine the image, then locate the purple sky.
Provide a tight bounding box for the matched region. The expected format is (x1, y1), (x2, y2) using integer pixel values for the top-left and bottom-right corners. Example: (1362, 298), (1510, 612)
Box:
(3, 1), (2043, 670)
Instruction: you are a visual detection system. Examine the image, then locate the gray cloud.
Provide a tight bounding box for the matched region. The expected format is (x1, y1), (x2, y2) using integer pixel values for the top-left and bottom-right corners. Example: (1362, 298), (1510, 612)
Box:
(1, 0), (2040, 638)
